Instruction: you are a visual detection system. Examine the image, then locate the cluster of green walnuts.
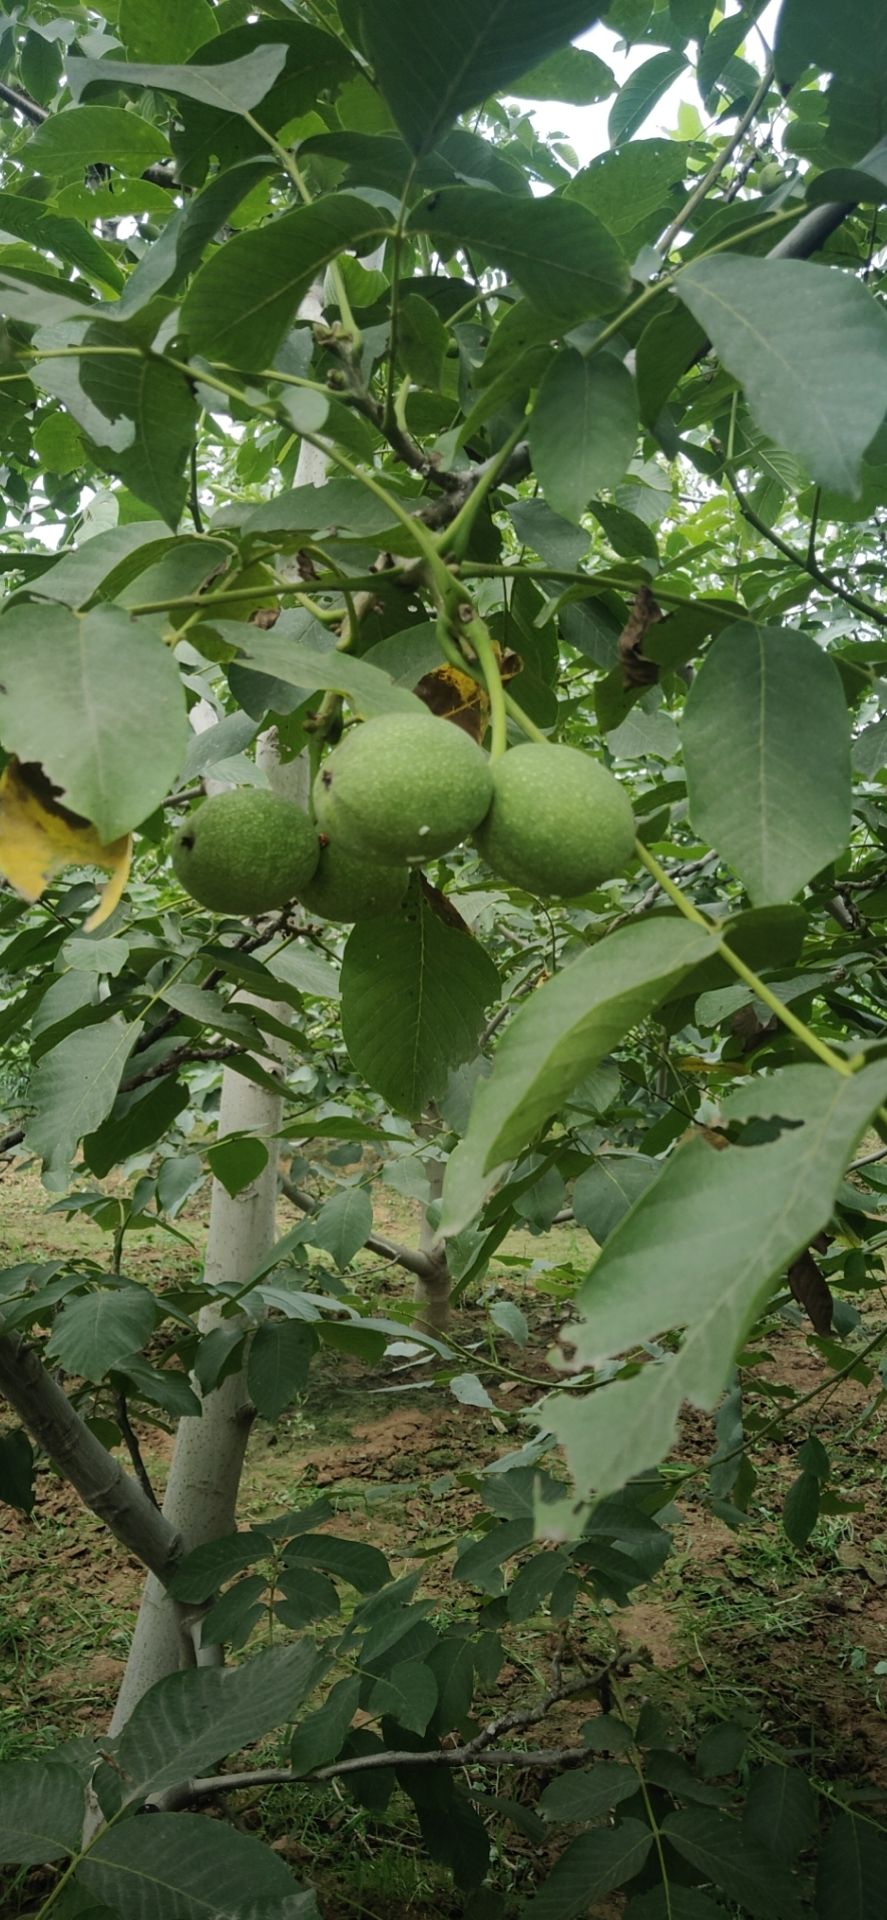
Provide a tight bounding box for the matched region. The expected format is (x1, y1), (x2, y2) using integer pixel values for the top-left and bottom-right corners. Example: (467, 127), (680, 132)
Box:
(171, 712), (635, 922)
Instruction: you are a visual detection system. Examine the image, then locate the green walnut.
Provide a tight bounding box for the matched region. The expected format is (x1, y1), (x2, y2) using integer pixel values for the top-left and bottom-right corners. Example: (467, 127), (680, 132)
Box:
(172, 788), (319, 914)
(313, 711), (493, 863)
(298, 840), (409, 923)
(475, 743), (635, 897)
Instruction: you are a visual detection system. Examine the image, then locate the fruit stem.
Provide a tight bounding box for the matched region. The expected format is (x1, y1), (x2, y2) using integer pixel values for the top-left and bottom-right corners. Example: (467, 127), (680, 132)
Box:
(464, 612), (507, 761)
(634, 840), (856, 1079)
(502, 692), (548, 745)
(437, 419), (527, 561)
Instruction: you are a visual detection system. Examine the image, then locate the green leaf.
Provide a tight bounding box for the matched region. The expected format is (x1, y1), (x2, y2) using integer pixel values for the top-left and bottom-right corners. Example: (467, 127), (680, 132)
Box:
(608, 50), (686, 144)
(411, 187), (631, 327)
(114, 1644), (325, 1800)
(0, 603), (188, 839)
(25, 521), (179, 609)
(0, 1762), (83, 1864)
(46, 1285), (159, 1383)
(694, 1721), (746, 1778)
(698, 14), (751, 103)
(119, 158), (277, 315)
(572, 1155), (661, 1243)
(409, 1778), (489, 1891)
(782, 1470), (820, 1547)
(24, 106), (170, 182)
(168, 1531), (273, 1603)
(200, 1575), (267, 1649)
(26, 1018), (143, 1183)
(450, 1371), (496, 1409)
(509, 45), (614, 104)
(78, 1813), (301, 1917)
(529, 350), (638, 524)
(683, 624), (852, 906)
(225, 625), (424, 720)
(544, 1060), (887, 1504)
(284, 1532), (390, 1592)
(627, 1892), (724, 1920)
(538, 1761), (638, 1824)
(454, 1517), (534, 1594)
(522, 1820), (653, 1918)
(566, 139), (687, 239)
(291, 1675), (361, 1774)
(118, 0), (219, 62)
(68, 46), (288, 114)
(305, 1186), (373, 1269)
(247, 1320), (316, 1419)
(180, 193), (388, 367)
(744, 1766), (816, 1862)
(207, 1135), (270, 1198)
(775, 0), (882, 88)
(241, 479), (409, 544)
(635, 301), (707, 426)
(815, 1811), (887, 1919)
(368, 1660), (438, 1734)
(663, 1807), (803, 1919)
(32, 341), (198, 526)
(0, 268), (97, 328)
(275, 1566), (341, 1629)
(397, 293), (448, 389)
(0, 192), (123, 293)
(359, 0), (607, 153)
(490, 1300), (529, 1345)
(0, 1429), (35, 1514)
(120, 1358), (202, 1420)
(676, 255), (887, 494)
(441, 920), (717, 1234)
(341, 886), (500, 1119)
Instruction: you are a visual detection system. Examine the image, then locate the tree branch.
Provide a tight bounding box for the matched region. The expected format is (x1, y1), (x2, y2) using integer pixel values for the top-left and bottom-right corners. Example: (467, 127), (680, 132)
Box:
(0, 1330), (181, 1582)
(281, 1174), (437, 1281)
(0, 79), (46, 126)
(147, 1662), (625, 1810)
(150, 1743), (590, 1809)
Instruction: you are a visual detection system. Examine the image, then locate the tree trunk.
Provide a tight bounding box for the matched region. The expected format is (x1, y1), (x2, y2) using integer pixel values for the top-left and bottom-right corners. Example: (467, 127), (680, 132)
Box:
(109, 407), (327, 1727)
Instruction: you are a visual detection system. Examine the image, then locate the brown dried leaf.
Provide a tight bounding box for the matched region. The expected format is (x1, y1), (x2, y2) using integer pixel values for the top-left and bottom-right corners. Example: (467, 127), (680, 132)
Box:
(787, 1247), (833, 1334)
(618, 585), (662, 689)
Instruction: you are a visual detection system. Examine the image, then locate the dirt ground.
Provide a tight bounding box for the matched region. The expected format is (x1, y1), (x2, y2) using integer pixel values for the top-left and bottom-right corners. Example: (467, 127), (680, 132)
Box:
(3, 1165), (887, 1915)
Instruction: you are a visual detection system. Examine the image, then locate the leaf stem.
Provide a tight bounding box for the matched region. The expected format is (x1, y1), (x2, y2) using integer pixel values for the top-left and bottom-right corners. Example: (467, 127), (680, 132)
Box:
(464, 612), (507, 760)
(503, 692), (548, 744)
(635, 841), (855, 1077)
(437, 419), (526, 559)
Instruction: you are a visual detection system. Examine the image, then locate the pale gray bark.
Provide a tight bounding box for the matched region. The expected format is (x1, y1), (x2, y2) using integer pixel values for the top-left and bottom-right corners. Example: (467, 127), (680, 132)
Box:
(0, 1330), (180, 1582)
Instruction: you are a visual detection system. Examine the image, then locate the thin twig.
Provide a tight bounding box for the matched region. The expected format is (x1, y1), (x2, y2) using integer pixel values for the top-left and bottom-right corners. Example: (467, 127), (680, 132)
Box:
(281, 1175), (436, 1281)
(724, 463), (886, 627)
(114, 1393), (160, 1509)
(147, 1660), (627, 1811)
(658, 61), (774, 256)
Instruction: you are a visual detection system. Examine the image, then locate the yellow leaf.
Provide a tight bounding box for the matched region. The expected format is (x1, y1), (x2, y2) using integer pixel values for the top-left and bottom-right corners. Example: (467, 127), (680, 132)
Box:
(0, 759), (132, 930)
